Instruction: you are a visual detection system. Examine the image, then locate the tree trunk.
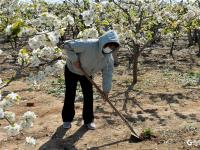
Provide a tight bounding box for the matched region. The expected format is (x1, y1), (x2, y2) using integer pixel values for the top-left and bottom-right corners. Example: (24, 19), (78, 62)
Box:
(170, 41), (174, 58)
(132, 50), (140, 86)
(197, 29), (200, 57)
(194, 29), (198, 44)
(187, 29), (193, 47)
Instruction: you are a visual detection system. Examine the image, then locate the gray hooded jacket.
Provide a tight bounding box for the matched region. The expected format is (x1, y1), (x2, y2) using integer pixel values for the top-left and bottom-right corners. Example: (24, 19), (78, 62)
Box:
(64, 30), (120, 92)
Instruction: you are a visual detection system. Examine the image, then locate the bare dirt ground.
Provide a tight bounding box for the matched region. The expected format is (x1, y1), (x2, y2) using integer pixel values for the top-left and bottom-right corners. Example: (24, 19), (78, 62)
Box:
(0, 46), (200, 150)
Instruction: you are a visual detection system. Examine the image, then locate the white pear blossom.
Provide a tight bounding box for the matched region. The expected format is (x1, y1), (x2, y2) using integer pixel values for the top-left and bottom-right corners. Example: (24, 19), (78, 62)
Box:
(62, 15), (74, 26)
(30, 19), (42, 27)
(4, 124), (21, 136)
(0, 99), (13, 109)
(30, 55), (41, 67)
(0, 78), (2, 84)
(28, 37), (41, 50)
(54, 60), (65, 70)
(4, 111), (15, 122)
(40, 46), (54, 58)
(86, 27), (99, 38)
(19, 119), (33, 129)
(0, 108), (4, 119)
(51, 60), (65, 75)
(18, 49), (30, 65)
(7, 92), (20, 101)
(18, 27), (36, 37)
(32, 48), (41, 57)
(38, 34), (48, 45)
(0, 92), (20, 109)
(78, 28), (99, 39)
(17, 54), (30, 64)
(184, 9), (196, 21)
(26, 137), (36, 146)
(47, 32), (60, 46)
(5, 25), (12, 36)
(67, 15), (74, 25)
(39, 12), (61, 29)
(81, 10), (94, 26)
(29, 35), (47, 49)
(54, 47), (62, 57)
(0, 49), (3, 55)
(23, 111), (36, 122)
(101, 1), (109, 7)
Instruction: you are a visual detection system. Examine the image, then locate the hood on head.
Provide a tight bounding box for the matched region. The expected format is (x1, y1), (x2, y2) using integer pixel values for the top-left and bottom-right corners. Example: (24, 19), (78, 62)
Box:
(99, 30), (120, 51)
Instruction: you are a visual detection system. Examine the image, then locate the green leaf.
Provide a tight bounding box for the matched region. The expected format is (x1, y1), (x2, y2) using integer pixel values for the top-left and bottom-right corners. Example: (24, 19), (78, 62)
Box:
(12, 20), (24, 36)
(143, 128), (153, 137)
(54, 47), (62, 54)
(101, 20), (110, 26)
(19, 48), (28, 55)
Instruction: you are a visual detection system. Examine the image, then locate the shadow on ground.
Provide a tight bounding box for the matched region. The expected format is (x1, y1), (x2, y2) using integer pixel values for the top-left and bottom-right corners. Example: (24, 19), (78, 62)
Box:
(87, 139), (129, 150)
(39, 125), (88, 150)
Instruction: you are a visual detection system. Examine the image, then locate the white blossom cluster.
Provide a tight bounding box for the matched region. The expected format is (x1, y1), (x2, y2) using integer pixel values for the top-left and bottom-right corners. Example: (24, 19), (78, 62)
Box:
(26, 58), (65, 86)
(0, 91), (36, 145)
(3, 111), (36, 136)
(0, 92), (18, 125)
(36, 47), (56, 59)
(19, 111), (37, 129)
(0, 92), (21, 109)
(17, 48), (30, 66)
(22, 11), (67, 88)
(81, 10), (94, 26)
(183, 6), (200, 22)
(5, 25), (12, 36)
(52, 60), (66, 75)
(4, 22), (37, 38)
(0, 89), (36, 138)
(3, 110), (35, 134)
(4, 111), (15, 123)
(18, 27), (37, 37)
(29, 55), (41, 67)
(0, 107), (4, 119)
(0, 78), (2, 85)
(30, 12), (62, 30)
(4, 124), (21, 136)
(77, 27), (99, 39)
(163, 11), (178, 21)
(0, 49), (3, 55)
(62, 15), (75, 26)
(25, 137), (36, 146)
(47, 31), (60, 46)
(28, 33), (60, 50)
(0, 0), (19, 14)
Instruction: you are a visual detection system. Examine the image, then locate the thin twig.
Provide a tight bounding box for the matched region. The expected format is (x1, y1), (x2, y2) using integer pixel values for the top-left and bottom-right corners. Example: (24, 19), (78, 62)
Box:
(0, 75), (16, 90)
(4, 116), (14, 126)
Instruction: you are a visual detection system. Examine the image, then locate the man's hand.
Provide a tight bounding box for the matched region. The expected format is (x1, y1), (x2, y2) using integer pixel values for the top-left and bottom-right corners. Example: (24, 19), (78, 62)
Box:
(73, 60), (81, 69)
(102, 92), (109, 102)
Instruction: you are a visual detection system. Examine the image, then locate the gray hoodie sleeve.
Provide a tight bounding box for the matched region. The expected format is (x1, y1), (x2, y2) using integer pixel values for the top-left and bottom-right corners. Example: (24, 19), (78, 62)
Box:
(102, 54), (114, 92)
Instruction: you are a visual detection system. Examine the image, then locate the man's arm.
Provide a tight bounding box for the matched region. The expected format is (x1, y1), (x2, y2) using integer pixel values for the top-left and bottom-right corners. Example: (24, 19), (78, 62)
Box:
(102, 54), (114, 97)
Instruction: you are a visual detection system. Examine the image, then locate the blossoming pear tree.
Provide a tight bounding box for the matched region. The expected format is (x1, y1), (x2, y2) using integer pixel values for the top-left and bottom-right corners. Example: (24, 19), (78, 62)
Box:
(182, 1), (200, 56)
(109, 0), (164, 86)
